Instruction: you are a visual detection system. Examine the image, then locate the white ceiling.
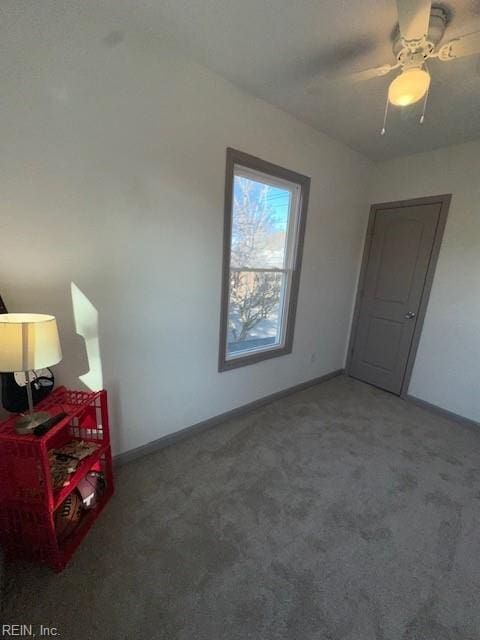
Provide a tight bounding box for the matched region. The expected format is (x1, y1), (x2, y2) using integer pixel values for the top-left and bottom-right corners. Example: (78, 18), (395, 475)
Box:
(103, 0), (480, 160)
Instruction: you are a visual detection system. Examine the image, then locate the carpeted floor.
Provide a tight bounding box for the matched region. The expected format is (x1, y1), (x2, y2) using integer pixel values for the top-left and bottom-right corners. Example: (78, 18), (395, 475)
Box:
(2, 375), (480, 639)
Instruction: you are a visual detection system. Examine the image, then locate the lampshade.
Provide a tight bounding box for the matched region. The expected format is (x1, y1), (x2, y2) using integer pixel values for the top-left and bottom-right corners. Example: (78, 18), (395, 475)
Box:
(0, 314), (62, 372)
(388, 68), (431, 107)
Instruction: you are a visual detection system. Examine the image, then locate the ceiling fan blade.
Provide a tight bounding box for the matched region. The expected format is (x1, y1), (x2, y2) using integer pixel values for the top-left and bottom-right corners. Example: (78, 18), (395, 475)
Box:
(437, 32), (480, 61)
(306, 64), (397, 93)
(396, 0), (432, 42)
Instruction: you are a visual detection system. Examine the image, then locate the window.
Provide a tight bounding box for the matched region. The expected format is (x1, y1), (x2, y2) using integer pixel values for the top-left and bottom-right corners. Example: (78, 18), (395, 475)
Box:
(219, 148), (310, 371)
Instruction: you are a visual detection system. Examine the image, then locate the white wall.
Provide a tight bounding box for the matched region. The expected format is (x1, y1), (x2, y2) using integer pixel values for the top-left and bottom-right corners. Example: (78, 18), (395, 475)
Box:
(370, 140), (480, 423)
(0, 5), (372, 453)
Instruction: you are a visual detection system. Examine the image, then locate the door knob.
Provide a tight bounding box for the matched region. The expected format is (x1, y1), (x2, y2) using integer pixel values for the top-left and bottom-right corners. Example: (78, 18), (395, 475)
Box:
(405, 311), (416, 319)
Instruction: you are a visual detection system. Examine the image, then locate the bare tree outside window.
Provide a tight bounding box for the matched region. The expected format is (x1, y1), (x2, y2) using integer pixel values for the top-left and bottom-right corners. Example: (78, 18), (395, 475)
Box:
(229, 271), (282, 342)
(229, 177), (284, 345)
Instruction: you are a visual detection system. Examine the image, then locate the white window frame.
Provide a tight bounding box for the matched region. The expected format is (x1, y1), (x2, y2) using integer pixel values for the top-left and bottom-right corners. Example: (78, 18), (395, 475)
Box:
(226, 166), (301, 360)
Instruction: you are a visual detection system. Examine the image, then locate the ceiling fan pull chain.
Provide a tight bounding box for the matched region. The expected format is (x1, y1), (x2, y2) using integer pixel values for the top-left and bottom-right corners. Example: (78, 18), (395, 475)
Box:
(419, 64), (431, 124)
(380, 94), (390, 136)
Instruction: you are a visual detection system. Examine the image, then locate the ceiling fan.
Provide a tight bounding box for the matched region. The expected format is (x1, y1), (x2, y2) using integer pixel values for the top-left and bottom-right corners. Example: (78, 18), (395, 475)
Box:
(307, 0), (480, 134)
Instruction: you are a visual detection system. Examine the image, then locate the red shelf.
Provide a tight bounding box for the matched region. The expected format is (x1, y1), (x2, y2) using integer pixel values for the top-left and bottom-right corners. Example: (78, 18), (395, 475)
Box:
(53, 442), (110, 510)
(0, 387), (114, 571)
(0, 388), (104, 443)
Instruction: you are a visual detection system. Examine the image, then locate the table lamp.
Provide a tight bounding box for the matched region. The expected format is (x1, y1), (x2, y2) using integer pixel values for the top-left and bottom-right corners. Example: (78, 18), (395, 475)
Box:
(0, 314), (62, 433)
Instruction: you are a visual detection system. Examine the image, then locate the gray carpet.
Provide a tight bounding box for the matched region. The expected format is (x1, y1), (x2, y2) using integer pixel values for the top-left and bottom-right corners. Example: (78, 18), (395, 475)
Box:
(2, 375), (480, 639)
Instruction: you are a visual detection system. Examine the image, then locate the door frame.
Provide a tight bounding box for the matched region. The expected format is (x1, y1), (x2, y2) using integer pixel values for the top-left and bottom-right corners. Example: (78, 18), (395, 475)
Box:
(346, 193), (452, 398)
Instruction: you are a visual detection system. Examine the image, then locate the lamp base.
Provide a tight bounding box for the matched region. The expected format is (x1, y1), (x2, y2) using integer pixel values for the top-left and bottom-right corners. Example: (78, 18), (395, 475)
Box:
(15, 411), (51, 435)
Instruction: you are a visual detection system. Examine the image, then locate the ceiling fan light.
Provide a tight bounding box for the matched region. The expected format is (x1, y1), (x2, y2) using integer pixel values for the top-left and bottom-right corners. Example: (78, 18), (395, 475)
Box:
(388, 68), (431, 106)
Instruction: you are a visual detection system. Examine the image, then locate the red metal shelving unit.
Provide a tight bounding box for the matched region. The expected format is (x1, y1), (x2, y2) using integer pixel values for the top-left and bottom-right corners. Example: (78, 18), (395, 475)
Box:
(0, 387), (114, 571)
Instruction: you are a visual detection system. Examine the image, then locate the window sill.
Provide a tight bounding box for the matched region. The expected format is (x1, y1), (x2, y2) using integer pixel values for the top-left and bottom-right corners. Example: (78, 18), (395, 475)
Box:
(218, 344), (293, 372)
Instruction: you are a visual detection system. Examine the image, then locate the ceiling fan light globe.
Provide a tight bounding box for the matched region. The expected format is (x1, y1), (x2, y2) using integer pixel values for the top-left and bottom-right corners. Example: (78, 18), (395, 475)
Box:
(388, 68), (430, 106)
